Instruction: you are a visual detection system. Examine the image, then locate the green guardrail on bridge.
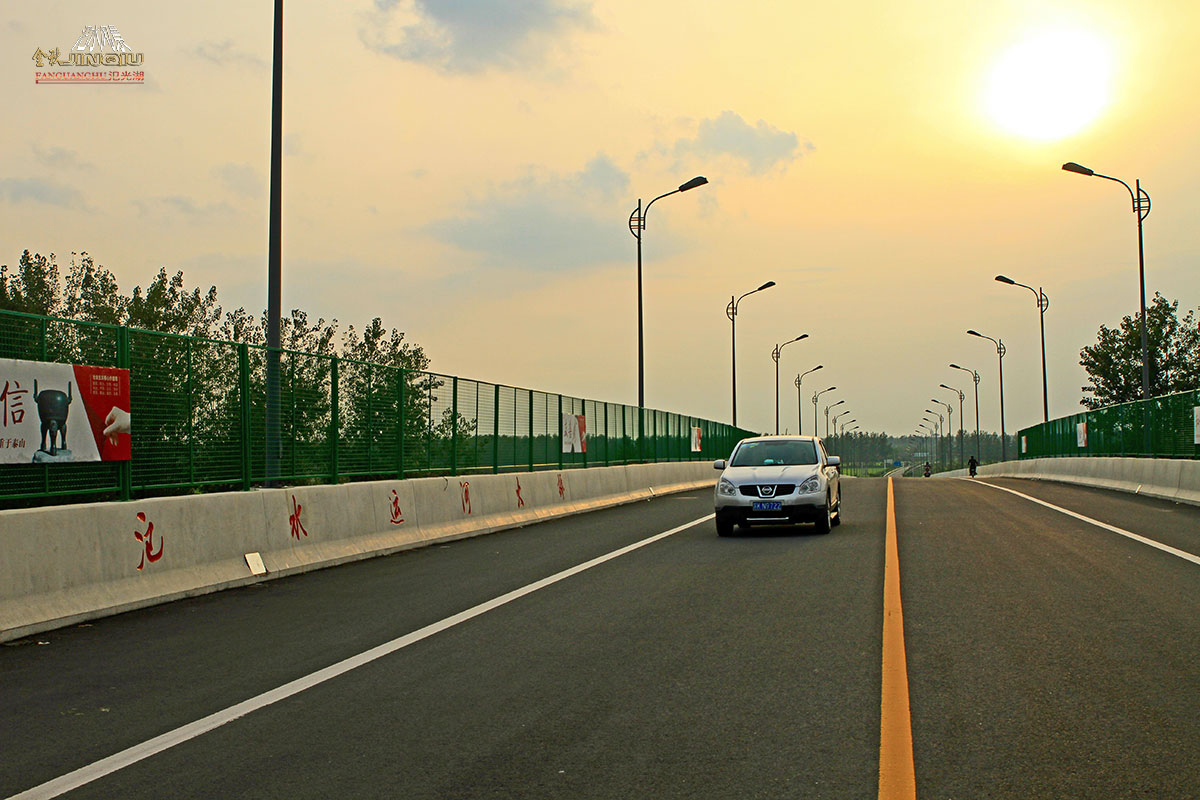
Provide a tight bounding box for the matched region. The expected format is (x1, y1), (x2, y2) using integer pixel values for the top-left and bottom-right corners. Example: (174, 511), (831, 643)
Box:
(1017, 389), (1200, 460)
(0, 309), (756, 506)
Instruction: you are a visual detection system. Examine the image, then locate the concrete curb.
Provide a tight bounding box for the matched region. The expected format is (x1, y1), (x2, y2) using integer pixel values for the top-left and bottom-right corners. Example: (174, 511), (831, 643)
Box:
(943, 457), (1200, 507)
(0, 463), (718, 643)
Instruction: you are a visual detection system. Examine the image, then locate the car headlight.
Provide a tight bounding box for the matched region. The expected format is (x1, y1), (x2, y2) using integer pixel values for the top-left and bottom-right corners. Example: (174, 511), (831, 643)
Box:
(717, 478), (738, 497)
(798, 476), (821, 494)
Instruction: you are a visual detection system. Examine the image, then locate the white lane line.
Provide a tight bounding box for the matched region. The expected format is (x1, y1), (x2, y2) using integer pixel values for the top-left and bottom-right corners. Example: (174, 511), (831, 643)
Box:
(9, 514), (715, 800)
(972, 480), (1200, 566)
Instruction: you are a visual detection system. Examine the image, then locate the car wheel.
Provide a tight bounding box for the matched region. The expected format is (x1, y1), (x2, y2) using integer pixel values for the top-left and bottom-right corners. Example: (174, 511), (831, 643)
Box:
(716, 515), (735, 537)
(831, 490), (842, 527)
(814, 495), (833, 534)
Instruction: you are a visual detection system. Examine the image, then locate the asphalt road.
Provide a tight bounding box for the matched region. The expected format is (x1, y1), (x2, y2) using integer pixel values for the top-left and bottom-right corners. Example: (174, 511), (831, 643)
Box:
(2, 476), (1197, 799)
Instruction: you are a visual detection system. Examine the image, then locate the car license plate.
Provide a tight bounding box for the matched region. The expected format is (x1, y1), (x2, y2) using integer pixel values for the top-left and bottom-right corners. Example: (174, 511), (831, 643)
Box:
(752, 501), (782, 511)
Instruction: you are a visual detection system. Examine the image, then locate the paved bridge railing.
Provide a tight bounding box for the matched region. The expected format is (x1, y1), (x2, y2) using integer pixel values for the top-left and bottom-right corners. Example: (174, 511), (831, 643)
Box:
(0, 309), (755, 506)
(1017, 389), (1200, 460)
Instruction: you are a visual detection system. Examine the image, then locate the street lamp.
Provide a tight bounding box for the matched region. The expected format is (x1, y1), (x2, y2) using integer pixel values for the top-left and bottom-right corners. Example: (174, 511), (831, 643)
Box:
(939, 383), (965, 466)
(918, 422), (933, 465)
(995, 275), (1049, 422)
(812, 386), (836, 436)
(794, 365), (823, 435)
(825, 399), (845, 437)
(629, 176), (708, 410)
(726, 280), (775, 425)
(772, 334), (808, 434)
(1063, 161), (1151, 399)
(950, 363), (981, 462)
(968, 330), (1007, 461)
(931, 398), (954, 466)
(924, 410), (943, 468)
(833, 409), (852, 438)
(265, 0), (285, 485)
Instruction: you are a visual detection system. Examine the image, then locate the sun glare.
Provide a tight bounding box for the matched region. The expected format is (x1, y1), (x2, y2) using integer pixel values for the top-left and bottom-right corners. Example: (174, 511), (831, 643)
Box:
(984, 29), (1113, 140)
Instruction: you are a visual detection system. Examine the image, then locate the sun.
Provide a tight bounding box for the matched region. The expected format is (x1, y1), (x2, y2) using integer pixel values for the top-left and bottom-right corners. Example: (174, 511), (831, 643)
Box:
(984, 29), (1114, 140)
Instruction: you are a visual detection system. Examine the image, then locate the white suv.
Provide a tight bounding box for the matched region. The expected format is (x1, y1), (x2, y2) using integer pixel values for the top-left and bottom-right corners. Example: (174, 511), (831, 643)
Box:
(713, 435), (841, 537)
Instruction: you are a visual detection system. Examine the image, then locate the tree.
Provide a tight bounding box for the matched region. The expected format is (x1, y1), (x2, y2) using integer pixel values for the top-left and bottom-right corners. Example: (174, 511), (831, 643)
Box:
(1079, 293), (1200, 409)
(1, 250), (62, 316)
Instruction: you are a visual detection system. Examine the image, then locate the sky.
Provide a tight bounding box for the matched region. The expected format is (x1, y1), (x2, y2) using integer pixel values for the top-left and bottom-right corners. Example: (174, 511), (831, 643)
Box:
(3, 0), (1198, 439)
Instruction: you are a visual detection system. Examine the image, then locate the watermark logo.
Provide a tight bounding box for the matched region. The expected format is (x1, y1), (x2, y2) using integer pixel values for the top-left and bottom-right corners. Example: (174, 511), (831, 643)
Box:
(33, 25), (145, 84)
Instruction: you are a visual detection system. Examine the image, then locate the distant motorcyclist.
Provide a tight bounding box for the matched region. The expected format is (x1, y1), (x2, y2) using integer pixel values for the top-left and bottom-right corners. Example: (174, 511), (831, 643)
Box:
(967, 455), (978, 478)
(923, 462), (931, 478)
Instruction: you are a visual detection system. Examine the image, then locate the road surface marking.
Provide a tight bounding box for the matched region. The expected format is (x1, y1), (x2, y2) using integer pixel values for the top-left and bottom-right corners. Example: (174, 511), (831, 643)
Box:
(879, 476), (917, 799)
(8, 514), (715, 800)
(975, 480), (1200, 566)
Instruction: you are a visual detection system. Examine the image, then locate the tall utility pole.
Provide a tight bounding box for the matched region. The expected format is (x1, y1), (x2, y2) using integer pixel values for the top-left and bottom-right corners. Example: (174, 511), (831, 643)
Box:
(265, 0), (283, 485)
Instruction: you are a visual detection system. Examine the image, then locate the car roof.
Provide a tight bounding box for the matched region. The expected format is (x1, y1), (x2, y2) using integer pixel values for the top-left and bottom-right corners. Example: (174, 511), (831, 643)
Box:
(738, 435), (819, 443)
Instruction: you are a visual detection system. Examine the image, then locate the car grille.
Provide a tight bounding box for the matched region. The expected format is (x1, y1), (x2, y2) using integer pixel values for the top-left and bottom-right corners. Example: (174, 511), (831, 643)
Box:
(738, 484), (796, 497)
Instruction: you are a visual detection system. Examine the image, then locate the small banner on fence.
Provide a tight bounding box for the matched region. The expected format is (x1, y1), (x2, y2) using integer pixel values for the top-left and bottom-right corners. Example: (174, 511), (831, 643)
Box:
(1194, 407), (1200, 445)
(691, 426), (702, 452)
(0, 357), (131, 464)
(1076, 421), (1088, 449)
(562, 413), (587, 453)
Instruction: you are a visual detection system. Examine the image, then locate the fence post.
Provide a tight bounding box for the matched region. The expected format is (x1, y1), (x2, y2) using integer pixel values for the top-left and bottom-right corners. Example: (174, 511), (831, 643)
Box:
(397, 369), (406, 479)
(451, 376), (458, 476)
(118, 325), (132, 501)
(528, 389), (534, 472)
(238, 342), (251, 491)
(492, 383), (500, 474)
(330, 357), (340, 485)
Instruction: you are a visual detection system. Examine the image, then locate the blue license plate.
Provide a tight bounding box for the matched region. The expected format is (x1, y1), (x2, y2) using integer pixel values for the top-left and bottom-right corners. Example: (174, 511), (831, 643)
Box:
(752, 501), (782, 511)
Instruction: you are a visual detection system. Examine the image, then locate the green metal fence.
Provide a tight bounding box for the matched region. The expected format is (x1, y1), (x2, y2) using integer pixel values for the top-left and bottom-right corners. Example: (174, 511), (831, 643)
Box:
(1018, 389), (1200, 460)
(0, 309), (755, 506)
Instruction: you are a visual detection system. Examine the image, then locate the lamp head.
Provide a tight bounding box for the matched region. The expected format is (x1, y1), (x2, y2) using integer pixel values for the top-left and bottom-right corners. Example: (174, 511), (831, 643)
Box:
(678, 176), (708, 192)
(1062, 162), (1094, 176)
(757, 281), (776, 291)
(793, 333), (808, 343)
(949, 363), (961, 369)
(994, 275), (1015, 285)
(967, 330), (982, 338)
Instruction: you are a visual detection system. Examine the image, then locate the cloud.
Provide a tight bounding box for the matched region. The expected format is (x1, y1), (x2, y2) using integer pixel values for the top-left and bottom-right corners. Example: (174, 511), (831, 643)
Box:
(427, 153), (632, 271)
(193, 40), (266, 69)
(0, 178), (86, 208)
(361, 0), (594, 74)
(671, 111), (812, 175)
(135, 196), (235, 218)
(31, 145), (94, 171)
(213, 163), (263, 198)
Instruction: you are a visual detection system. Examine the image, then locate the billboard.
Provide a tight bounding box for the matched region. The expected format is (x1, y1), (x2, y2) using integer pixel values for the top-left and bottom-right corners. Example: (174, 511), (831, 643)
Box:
(0, 357), (131, 464)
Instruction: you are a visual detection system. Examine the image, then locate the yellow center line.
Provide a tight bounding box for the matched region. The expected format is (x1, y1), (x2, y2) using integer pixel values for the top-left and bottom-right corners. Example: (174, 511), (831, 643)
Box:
(879, 476), (917, 799)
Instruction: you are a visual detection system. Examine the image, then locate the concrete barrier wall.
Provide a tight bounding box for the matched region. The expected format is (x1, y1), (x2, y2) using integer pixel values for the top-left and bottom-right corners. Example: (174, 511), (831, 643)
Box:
(942, 457), (1200, 507)
(0, 462), (718, 642)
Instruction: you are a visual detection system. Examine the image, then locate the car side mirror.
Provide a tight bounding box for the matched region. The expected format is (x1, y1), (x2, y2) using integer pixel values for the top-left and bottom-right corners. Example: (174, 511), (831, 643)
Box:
(713, 459), (726, 470)
(826, 455), (841, 467)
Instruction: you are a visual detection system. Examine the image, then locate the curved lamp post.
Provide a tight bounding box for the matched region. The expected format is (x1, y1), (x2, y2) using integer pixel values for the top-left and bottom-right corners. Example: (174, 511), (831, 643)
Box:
(833, 409), (852, 439)
(940, 383), (965, 465)
(824, 399), (845, 438)
(995, 275), (1049, 421)
(1063, 161), (1151, 399)
(772, 334), (808, 434)
(727, 280), (775, 425)
(950, 363), (981, 461)
(924, 410), (943, 468)
(931, 398), (954, 466)
(794, 365), (823, 435)
(812, 386), (836, 437)
(967, 330), (1007, 461)
(628, 176), (708, 410)
(918, 422), (933, 465)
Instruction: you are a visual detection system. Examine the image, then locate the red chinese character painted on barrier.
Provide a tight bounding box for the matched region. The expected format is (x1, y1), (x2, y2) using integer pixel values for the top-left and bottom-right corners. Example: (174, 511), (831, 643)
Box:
(460, 481), (471, 515)
(134, 512), (163, 570)
(289, 495), (308, 539)
(515, 477), (525, 508)
(0, 380), (30, 426)
(389, 489), (405, 525)
(557, 474), (565, 500)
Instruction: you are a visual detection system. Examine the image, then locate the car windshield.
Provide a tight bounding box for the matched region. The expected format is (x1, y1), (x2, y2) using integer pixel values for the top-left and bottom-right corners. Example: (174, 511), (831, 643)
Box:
(730, 440), (818, 467)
